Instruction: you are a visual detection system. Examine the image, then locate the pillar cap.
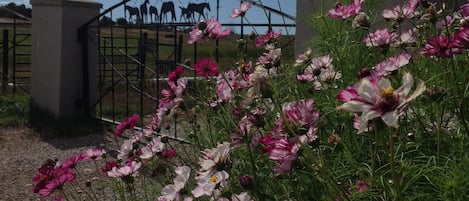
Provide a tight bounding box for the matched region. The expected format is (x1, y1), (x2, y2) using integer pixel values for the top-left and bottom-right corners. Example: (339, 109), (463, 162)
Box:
(30, 0), (102, 8)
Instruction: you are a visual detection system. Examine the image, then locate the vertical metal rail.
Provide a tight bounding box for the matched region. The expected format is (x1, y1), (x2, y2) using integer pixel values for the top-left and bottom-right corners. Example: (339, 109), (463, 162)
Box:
(2, 30), (8, 92)
(97, 20), (102, 119)
(110, 11), (116, 122)
(138, 30), (147, 126)
(124, 2), (130, 118)
(156, 25), (160, 108)
(12, 18), (16, 94)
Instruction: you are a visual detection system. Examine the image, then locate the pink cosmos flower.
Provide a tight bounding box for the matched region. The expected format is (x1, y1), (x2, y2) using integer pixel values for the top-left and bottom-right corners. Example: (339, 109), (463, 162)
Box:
(188, 18), (231, 44)
(394, 28), (417, 47)
(230, 1), (252, 19)
(60, 153), (88, 169)
(38, 167), (76, 198)
(159, 78), (188, 110)
(194, 57), (219, 77)
(192, 171), (229, 198)
(363, 28), (398, 48)
(420, 35), (457, 58)
(85, 148), (106, 160)
(215, 68), (249, 105)
(101, 161), (119, 173)
(161, 149), (177, 158)
(260, 99), (319, 173)
(158, 166), (191, 201)
(337, 73), (426, 133)
(452, 27), (469, 51)
(107, 161), (142, 178)
(196, 142), (231, 181)
(168, 66), (184, 83)
(255, 28), (282, 47)
(372, 53), (412, 77)
(115, 114), (139, 136)
(436, 15), (454, 29)
(296, 55), (341, 89)
(260, 136), (301, 173)
(381, 0), (419, 22)
(328, 0), (364, 20)
(33, 159), (57, 194)
(257, 47), (282, 68)
(461, 2), (469, 17)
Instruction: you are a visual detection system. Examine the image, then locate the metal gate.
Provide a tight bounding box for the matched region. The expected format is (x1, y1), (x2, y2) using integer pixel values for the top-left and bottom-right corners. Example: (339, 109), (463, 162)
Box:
(78, 0), (296, 136)
(0, 8), (31, 94)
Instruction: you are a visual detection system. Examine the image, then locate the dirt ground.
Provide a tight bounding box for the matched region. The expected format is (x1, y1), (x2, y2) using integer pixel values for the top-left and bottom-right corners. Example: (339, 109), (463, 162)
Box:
(0, 126), (117, 200)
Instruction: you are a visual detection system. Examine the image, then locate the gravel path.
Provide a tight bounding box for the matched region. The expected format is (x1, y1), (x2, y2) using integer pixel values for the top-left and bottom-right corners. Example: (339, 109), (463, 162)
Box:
(0, 127), (117, 200)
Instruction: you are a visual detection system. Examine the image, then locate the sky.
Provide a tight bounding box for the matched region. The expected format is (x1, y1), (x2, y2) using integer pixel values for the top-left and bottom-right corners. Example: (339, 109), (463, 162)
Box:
(1, 0), (296, 34)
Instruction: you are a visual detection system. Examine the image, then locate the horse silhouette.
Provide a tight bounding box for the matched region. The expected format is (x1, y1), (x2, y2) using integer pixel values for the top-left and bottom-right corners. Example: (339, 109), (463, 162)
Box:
(179, 6), (194, 23)
(140, 0), (150, 23)
(149, 5), (158, 23)
(160, 1), (176, 23)
(187, 2), (210, 21)
(125, 5), (140, 24)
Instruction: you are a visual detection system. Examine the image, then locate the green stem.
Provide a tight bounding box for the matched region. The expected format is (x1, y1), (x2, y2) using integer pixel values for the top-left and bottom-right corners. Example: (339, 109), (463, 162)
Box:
(389, 128), (402, 201)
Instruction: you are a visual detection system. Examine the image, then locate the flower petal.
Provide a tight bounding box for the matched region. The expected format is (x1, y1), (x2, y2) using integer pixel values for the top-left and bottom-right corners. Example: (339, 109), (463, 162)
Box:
(337, 101), (371, 112)
(381, 111), (399, 128)
(358, 110), (380, 133)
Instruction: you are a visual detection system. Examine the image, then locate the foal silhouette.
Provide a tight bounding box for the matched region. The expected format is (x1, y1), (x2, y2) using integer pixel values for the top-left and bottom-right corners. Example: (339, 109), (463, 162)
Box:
(187, 2), (211, 21)
(160, 1), (176, 23)
(125, 5), (140, 24)
(149, 5), (158, 23)
(140, 0), (150, 23)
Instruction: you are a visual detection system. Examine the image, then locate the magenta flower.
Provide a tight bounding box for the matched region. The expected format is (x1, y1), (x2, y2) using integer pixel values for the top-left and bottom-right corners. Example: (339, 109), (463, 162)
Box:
(230, 1), (252, 18)
(161, 149), (177, 158)
(461, 2), (469, 17)
(115, 114), (139, 136)
(38, 167), (76, 199)
(33, 159), (57, 194)
(381, 0), (419, 22)
(452, 27), (469, 51)
(60, 153), (88, 169)
(168, 66), (184, 83)
(101, 161), (119, 173)
(337, 73), (426, 133)
(188, 17), (230, 44)
(328, 0), (364, 20)
(215, 69), (249, 105)
(260, 136), (301, 173)
(255, 28), (282, 47)
(420, 35), (457, 58)
(363, 28), (397, 48)
(194, 57), (219, 77)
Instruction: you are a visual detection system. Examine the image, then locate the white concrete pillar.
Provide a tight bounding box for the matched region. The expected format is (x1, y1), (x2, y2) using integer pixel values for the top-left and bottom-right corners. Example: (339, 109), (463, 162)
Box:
(30, 0), (101, 118)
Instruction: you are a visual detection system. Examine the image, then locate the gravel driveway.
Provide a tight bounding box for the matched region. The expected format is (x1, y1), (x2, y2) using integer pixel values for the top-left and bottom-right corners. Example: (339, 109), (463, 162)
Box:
(0, 126), (117, 200)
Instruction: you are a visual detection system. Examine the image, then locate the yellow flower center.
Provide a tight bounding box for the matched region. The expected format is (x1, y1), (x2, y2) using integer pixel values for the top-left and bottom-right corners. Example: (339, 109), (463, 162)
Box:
(381, 87), (394, 98)
(209, 175), (218, 183)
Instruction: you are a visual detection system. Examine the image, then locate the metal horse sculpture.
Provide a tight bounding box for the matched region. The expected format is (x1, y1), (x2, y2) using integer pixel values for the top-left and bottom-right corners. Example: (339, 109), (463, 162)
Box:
(179, 6), (193, 23)
(149, 5), (158, 23)
(140, 0), (150, 23)
(187, 2), (211, 21)
(160, 1), (177, 23)
(125, 5), (140, 24)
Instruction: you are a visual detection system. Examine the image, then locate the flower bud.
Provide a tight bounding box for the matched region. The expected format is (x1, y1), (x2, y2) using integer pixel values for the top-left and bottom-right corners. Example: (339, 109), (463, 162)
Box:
(239, 174), (254, 189)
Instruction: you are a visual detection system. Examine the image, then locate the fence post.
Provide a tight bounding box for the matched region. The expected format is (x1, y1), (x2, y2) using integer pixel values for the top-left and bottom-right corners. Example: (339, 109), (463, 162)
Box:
(2, 29), (8, 92)
(30, 0), (101, 119)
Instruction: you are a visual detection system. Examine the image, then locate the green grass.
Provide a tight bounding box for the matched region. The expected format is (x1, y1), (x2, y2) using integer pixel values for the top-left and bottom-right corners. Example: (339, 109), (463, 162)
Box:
(0, 94), (29, 127)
